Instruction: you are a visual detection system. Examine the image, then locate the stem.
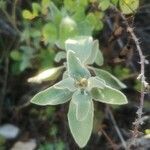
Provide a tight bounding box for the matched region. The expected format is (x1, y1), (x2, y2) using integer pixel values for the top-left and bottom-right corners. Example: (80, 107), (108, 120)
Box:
(106, 106), (127, 149)
(113, 6), (148, 145)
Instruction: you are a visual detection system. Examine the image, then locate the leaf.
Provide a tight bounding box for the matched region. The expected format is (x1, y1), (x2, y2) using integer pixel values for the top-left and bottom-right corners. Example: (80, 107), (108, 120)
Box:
(32, 3), (41, 16)
(68, 100), (94, 148)
(65, 36), (93, 63)
(95, 49), (104, 66)
(10, 50), (22, 61)
(119, 0), (139, 14)
(54, 77), (76, 92)
(31, 87), (72, 105)
(91, 86), (128, 105)
(72, 90), (92, 121)
(85, 12), (104, 31)
(49, 2), (62, 26)
(77, 20), (93, 35)
(27, 67), (63, 83)
(88, 76), (105, 91)
(99, 0), (111, 11)
(41, 0), (50, 14)
(62, 71), (69, 79)
(58, 16), (78, 48)
(42, 23), (57, 44)
(111, 0), (119, 5)
(54, 51), (66, 63)
(85, 40), (103, 65)
(94, 68), (126, 89)
(67, 50), (91, 80)
(22, 10), (34, 20)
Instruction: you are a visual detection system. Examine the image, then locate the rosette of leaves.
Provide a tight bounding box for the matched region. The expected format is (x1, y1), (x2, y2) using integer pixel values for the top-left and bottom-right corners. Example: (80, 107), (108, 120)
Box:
(30, 36), (128, 148)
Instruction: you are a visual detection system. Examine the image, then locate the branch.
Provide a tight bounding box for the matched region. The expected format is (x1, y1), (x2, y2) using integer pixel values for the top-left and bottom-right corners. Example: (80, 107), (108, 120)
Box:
(113, 6), (149, 144)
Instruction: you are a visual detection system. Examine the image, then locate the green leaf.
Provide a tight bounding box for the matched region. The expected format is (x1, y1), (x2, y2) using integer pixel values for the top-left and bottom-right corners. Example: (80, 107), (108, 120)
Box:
(72, 90), (92, 121)
(119, 0), (139, 14)
(54, 77), (76, 92)
(64, 0), (76, 13)
(41, 0), (50, 12)
(77, 20), (93, 35)
(22, 10), (34, 20)
(94, 68), (126, 89)
(58, 16), (78, 48)
(111, 0), (119, 5)
(88, 77), (105, 90)
(65, 36), (93, 63)
(49, 2), (62, 26)
(10, 50), (22, 61)
(67, 50), (91, 80)
(32, 3), (41, 16)
(99, 0), (111, 11)
(92, 86), (128, 105)
(86, 12), (103, 31)
(68, 100), (94, 148)
(42, 23), (57, 44)
(31, 87), (72, 105)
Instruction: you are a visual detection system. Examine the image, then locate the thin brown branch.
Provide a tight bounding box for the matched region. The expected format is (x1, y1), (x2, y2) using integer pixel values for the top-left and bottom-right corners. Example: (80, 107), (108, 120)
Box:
(100, 126), (118, 150)
(113, 6), (149, 146)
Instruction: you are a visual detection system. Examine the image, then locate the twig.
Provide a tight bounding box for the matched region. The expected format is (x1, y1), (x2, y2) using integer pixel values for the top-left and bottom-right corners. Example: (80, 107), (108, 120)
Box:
(100, 127), (118, 150)
(106, 106), (127, 149)
(113, 6), (149, 145)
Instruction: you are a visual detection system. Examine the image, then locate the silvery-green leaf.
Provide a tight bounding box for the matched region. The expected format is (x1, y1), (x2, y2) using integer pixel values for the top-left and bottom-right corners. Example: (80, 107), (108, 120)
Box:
(95, 49), (104, 66)
(62, 70), (69, 79)
(65, 36), (93, 63)
(94, 68), (126, 89)
(72, 90), (92, 121)
(31, 87), (72, 105)
(67, 50), (91, 80)
(85, 40), (99, 64)
(27, 67), (63, 83)
(54, 51), (66, 62)
(68, 100), (94, 148)
(92, 86), (128, 105)
(54, 77), (76, 92)
(88, 76), (105, 91)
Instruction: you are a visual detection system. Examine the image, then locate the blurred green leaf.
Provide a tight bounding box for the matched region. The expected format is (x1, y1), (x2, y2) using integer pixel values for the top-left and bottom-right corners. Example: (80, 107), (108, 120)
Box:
(119, 0), (139, 14)
(22, 10), (34, 20)
(28, 67), (63, 83)
(10, 50), (22, 61)
(111, 0), (119, 5)
(58, 16), (78, 48)
(99, 0), (111, 11)
(42, 23), (57, 44)
(32, 2), (41, 16)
